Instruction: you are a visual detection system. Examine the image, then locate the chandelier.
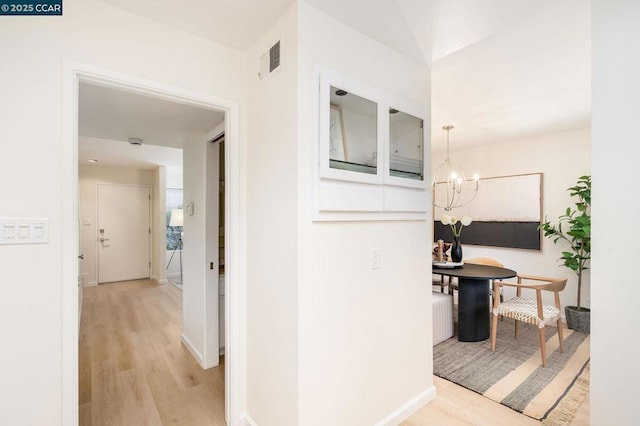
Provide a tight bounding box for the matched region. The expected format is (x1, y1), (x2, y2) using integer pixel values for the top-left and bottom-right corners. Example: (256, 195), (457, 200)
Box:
(432, 125), (479, 212)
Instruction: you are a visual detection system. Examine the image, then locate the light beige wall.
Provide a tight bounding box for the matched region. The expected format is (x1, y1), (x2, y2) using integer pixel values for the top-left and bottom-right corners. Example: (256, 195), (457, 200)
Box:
(245, 4), (300, 424)
(181, 122), (226, 369)
(78, 164), (155, 286)
(182, 135), (208, 362)
(0, 0), (245, 423)
(297, 3), (433, 425)
(591, 0), (640, 424)
(431, 127), (591, 310)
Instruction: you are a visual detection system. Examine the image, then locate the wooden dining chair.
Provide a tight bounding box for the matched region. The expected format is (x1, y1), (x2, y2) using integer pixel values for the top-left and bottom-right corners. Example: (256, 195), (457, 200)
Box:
(432, 273), (452, 293)
(432, 243), (453, 293)
(490, 275), (567, 367)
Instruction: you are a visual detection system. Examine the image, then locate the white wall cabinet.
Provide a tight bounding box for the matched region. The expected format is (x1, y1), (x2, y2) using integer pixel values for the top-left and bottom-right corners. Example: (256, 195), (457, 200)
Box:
(314, 68), (430, 221)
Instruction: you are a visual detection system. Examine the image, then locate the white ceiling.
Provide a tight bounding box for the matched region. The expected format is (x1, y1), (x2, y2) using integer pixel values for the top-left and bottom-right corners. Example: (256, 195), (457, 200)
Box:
(97, 0), (294, 51)
(79, 83), (224, 169)
(430, 0), (591, 152)
(79, 136), (183, 170)
(91, 0), (590, 156)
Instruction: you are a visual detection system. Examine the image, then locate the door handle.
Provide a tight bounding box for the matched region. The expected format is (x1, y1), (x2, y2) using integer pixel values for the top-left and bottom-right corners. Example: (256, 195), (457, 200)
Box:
(78, 254), (84, 260)
(100, 238), (110, 242)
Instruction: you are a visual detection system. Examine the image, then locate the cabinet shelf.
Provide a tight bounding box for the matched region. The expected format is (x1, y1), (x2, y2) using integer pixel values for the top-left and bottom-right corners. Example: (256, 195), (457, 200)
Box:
(329, 159), (376, 174)
(330, 159), (422, 180)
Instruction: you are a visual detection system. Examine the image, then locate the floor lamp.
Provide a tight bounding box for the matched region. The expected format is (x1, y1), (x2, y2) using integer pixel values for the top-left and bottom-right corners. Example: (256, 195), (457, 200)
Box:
(167, 208), (183, 284)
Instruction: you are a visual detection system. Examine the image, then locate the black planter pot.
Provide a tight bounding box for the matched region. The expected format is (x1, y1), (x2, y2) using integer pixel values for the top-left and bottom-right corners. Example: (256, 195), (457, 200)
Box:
(565, 306), (590, 334)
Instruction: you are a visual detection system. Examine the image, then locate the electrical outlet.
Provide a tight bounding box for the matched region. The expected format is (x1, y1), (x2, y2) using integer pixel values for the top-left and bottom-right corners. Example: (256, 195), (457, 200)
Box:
(371, 248), (381, 269)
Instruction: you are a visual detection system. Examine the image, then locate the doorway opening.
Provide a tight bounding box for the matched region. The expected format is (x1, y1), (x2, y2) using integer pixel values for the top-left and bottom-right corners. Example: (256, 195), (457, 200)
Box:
(62, 64), (242, 426)
(166, 187), (185, 288)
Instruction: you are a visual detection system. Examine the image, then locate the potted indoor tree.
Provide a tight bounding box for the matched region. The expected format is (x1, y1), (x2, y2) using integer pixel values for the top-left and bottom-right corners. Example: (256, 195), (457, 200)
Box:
(539, 175), (591, 333)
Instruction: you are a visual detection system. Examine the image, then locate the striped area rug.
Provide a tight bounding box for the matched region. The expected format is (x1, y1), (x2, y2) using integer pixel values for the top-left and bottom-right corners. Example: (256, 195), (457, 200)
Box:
(433, 318), (590, 421)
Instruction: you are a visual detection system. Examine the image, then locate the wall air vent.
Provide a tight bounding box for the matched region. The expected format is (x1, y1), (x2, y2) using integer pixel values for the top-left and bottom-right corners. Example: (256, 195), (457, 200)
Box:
(258, 40), (281, 80)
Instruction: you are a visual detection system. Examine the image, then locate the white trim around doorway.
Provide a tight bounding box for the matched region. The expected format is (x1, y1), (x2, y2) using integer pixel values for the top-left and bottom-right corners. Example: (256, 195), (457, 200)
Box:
(61, 61), (244, 426)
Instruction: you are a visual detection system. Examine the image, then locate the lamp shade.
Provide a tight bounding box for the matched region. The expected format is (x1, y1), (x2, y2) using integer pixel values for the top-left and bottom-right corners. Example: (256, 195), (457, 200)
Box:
(169, 208), (184, 227)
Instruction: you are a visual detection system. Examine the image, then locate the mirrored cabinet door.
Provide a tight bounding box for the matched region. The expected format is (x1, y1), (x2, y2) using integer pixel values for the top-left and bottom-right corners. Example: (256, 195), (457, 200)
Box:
(388, 108), (424, 181)
(329, 86), (378, 175)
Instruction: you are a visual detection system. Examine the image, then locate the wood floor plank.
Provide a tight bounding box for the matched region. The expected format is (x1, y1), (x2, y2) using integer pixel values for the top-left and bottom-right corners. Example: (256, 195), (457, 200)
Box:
(114, 368), (163, 426)
(78, 344), (92, 405)
(185, 383), (226, 426)
(79, 279), (225, 425)
(404, 376), (541, 426)
(79, 402), (92, 426)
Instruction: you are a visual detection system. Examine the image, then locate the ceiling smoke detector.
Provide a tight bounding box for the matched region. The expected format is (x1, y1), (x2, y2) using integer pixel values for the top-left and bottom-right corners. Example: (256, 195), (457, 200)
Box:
(128, 137), (143, 146)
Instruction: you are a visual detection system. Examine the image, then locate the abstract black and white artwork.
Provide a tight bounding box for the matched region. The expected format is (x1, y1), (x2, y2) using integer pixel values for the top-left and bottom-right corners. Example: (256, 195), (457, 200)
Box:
(434, 173), (542, 250)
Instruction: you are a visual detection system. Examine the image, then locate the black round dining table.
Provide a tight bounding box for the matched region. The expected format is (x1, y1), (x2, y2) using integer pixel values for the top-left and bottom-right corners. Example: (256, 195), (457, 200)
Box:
(433, 263), (517, 342)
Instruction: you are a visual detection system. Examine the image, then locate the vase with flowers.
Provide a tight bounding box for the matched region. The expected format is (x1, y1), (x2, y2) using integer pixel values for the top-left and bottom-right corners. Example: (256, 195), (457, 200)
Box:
(441, 214), (472, 262)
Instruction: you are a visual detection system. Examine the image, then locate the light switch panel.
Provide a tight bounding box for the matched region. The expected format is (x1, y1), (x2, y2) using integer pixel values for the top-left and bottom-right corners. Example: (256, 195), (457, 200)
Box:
(33, 223), (45, 238)
(3, 224), (16, 240)
(0, 218), (48, 244)
(19, 223), (30, 239)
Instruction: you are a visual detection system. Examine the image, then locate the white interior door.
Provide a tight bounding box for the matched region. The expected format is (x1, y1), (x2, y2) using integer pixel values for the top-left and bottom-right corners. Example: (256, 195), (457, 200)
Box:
(98, 184), (151, 284)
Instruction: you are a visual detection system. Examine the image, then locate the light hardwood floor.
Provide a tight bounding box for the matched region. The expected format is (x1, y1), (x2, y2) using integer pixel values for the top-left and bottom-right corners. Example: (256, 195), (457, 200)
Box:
(402, 376), (589, 426)
(79, 279), (225, 425)
(80, 280), (588, 425)
(405, 373), (589, 425)
(404, 376), (540, 426)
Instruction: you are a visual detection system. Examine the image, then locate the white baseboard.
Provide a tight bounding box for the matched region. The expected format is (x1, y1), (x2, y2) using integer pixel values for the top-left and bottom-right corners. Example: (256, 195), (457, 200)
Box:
(375, 385), (437, 426)
(239, 387), (436, 426)
(203, 352), (221, 369)
(240, 413), (258, 426)
(84, 281), (97, 287)
(150, 276), (168, 285)
(181, 333), (204, 367)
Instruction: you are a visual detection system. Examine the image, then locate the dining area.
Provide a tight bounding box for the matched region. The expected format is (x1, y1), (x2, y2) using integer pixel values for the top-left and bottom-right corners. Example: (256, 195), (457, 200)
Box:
(428, 173), (591, 422)
(429, 249), (589, 417)
(436, 256), (576, 367)
(430, 175), (590, 349)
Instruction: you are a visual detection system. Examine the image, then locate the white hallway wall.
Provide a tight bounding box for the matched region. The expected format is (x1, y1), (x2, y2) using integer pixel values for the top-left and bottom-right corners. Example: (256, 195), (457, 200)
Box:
(0, 0), (246, 423)
(297, 3), (433, 425)
(245, 4), (300, 424)
(244, 2), (434, 423)
(431, 127), (591, 311)
(166, 167), (183, 190)
(78, 163), (155, 286)
(182, 121), (227, 370)
(591, 0), (640, 424)
(182, 132), (217, 367)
